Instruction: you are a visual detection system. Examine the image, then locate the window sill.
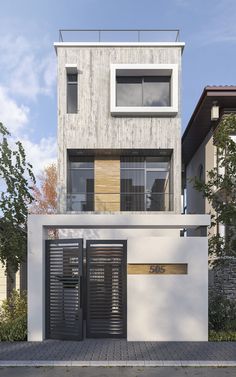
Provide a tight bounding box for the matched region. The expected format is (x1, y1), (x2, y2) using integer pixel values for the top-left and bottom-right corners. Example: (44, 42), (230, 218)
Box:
(111, 106), (178, 116)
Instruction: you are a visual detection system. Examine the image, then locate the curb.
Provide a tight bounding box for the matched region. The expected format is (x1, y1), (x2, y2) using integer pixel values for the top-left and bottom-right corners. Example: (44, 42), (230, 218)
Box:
(0, 360), (236, 367)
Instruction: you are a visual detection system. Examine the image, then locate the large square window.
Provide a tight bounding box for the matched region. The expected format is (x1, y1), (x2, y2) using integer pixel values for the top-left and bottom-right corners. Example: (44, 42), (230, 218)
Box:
(117, 76), (170, 107)
(111, 64), (178, 116)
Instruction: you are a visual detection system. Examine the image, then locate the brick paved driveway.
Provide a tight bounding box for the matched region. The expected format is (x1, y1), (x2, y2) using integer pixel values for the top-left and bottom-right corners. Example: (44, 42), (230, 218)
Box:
(1, 366), (236, 377)
(0, 340), (235, 362)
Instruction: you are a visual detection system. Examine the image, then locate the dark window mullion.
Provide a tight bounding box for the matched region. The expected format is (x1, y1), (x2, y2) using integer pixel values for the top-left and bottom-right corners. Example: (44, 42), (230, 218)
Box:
(142, 77), (144, 106)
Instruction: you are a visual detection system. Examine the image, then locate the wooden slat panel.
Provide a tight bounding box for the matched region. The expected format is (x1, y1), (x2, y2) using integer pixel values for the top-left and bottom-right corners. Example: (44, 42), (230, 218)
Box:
(95, 157), (120, 211)
(127, 263), (188, 275)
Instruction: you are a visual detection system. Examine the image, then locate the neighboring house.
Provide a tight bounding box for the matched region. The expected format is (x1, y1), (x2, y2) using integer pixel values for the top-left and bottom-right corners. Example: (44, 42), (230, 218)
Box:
(182, 86), (236, 300)
(28, 30), (210, 342)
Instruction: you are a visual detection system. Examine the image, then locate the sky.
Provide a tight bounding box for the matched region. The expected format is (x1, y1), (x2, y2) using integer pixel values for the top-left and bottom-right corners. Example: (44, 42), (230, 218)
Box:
(0, 0), (236, 176)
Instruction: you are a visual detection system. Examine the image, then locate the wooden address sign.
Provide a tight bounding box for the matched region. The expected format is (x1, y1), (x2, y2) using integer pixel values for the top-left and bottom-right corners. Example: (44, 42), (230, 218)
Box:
(127, 263), (188, 275)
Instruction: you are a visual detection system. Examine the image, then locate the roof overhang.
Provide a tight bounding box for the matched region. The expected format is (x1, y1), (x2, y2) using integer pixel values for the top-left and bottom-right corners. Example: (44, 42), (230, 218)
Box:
(54, 42), (185, 54)
(182, 86), (236, 166)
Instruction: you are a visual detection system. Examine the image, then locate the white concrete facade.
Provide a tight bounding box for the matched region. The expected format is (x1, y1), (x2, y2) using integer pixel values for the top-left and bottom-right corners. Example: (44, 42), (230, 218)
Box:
(28, 213), (210, 342)
(127, 237), (208, 341)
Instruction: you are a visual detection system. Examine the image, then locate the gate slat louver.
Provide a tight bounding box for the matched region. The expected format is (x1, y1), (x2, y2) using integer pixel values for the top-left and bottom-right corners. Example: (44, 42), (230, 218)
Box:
(46, 239), (83, 340)
(86, 240), (127, 338)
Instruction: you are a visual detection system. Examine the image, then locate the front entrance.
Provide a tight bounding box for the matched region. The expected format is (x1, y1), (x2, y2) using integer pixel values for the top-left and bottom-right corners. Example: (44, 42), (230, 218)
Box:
(46, 239), (127, 340)
(46, 239), (83, 340)
(86, 240), (127, 338)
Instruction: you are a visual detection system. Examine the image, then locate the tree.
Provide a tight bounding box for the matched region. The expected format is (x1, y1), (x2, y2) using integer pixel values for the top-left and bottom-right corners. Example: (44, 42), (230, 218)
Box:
(0, 123), (35, 276)
(29, 163), (57, 240)
(193, 114), (236, 267)
(30, 163), (57, 214)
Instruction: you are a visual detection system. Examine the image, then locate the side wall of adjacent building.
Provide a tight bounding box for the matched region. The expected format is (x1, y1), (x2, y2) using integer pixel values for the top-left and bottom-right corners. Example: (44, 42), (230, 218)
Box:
(185, 129), (215, 216)
(185, 125), (236, 301)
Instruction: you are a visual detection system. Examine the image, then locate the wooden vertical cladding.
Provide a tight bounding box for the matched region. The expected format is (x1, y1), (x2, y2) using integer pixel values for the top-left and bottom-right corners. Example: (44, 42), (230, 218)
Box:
(127, 263), (188, 275)
(95, 157), (120, 211)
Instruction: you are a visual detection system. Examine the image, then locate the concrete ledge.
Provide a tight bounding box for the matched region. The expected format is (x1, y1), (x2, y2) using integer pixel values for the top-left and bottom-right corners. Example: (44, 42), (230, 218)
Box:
(28, 213), (211, 229)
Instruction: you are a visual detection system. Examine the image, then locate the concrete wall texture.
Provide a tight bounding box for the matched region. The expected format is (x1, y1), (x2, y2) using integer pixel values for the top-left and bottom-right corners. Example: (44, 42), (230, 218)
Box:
(56, 44), (183, 213)
(27, 214), (209, 342)
(127, 237), (208, 341)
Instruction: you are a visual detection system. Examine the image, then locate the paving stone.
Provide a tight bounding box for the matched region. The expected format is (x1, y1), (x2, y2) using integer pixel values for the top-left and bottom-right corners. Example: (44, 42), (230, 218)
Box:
(0, 340), (236, 362)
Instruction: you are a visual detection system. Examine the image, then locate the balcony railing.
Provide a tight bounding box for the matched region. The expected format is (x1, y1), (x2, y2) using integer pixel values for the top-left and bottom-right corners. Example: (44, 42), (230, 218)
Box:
(59, 29), (180, 43)
(67, 192), (173, 212)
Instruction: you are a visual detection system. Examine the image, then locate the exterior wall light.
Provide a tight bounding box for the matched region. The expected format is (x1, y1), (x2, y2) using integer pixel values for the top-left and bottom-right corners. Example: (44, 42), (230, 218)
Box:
(211, 103), (219, 121)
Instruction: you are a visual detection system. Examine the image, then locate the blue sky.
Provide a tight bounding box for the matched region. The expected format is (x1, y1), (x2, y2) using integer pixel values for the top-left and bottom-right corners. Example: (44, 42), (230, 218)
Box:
(0, 0), (236, 175)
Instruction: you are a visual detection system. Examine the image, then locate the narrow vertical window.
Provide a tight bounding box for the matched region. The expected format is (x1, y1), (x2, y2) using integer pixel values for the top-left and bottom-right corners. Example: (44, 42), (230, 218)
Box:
(67, 73), (78, 113)
(67, 155), (94, 211)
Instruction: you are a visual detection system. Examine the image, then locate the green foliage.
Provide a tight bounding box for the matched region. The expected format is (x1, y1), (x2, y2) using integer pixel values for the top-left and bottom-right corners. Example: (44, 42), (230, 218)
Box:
(209, 294), (236, 332)
(0, 123), (35, 274)
(192, 114), (236, 266)
(0, 290), (27, 341)
(209, 330), (236, 341)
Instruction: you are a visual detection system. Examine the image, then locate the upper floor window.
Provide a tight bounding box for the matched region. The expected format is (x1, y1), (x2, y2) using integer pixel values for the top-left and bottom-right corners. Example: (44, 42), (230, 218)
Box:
(67, 73), (78, 113)
(120, 154), (173, 211)
(110, 64), (178, 116)
(116, 76), (170, 107)
(67, 155), (94, 211)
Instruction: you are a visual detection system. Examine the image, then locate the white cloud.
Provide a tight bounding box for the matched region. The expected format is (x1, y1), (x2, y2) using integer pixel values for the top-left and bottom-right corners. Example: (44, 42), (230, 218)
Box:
(0, 86), (29, 133)
(0, 34), (56, 101)
(20, 136), (57, 176)
(0, 34), (57, 178)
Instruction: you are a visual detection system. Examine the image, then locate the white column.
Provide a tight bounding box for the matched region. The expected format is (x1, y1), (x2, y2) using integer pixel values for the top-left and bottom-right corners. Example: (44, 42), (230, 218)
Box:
(28, 217), (47, 341)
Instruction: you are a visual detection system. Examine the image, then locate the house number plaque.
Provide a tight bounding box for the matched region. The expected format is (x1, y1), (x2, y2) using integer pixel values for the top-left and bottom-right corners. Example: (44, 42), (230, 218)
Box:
(127, 263), (187, 275)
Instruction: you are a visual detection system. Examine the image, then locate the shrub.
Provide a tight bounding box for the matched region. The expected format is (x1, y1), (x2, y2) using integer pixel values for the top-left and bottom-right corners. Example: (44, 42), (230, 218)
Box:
(209, 330), (236, 341)
(0, 290), (27, 341)
(209, 294), (236, 332)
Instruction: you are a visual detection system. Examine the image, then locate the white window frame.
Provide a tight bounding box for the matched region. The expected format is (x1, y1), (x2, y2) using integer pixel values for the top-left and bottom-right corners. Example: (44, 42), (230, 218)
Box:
(110, 64), (178, 116)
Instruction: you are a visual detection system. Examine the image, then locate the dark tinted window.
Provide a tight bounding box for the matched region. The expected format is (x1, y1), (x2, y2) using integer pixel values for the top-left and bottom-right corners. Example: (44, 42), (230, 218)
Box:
(67, 74), (78, 113)
(116, 76), (170, 107)
(67, 155), (94, 211)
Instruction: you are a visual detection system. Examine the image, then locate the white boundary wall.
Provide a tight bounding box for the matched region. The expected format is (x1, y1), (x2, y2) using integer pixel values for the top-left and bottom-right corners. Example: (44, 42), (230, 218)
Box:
(28, 214), (209, 342)
(127, 237), (208, 341)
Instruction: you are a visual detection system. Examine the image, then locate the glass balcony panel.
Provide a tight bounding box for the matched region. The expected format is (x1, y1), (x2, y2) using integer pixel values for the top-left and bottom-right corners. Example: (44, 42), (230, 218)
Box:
(67, 193), (94, 211)
(67, 192), (172, 212)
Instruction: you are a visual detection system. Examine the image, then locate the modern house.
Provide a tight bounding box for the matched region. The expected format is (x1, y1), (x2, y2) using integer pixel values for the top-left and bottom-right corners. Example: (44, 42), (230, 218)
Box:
(28, 30), (210, 342)
(182, 86), (236, 300)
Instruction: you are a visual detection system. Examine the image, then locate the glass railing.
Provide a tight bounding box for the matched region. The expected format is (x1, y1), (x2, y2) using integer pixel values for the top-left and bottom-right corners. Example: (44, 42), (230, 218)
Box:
(58, 29), (180, 43)
(67, 192), (173, 212)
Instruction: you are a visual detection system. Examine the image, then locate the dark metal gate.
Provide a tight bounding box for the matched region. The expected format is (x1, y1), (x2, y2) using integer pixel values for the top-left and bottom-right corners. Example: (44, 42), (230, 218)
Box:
(46, 239), (83, 340)
(86, 240), (127, 338)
